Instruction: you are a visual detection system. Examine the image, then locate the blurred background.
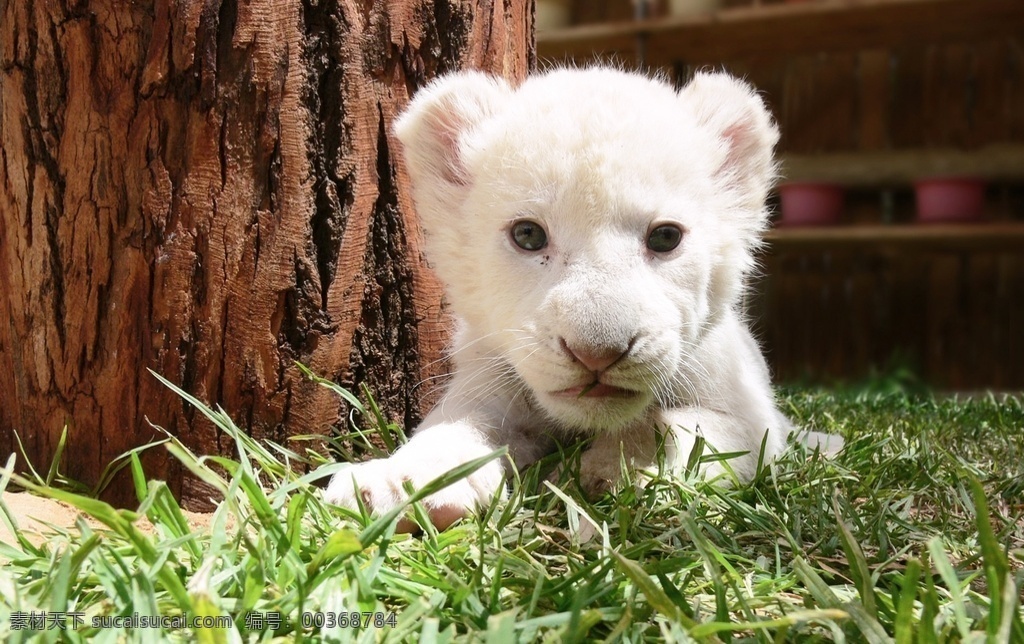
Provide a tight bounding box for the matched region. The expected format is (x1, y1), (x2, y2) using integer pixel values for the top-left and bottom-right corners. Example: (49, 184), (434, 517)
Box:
(536, 0), (1024, 392)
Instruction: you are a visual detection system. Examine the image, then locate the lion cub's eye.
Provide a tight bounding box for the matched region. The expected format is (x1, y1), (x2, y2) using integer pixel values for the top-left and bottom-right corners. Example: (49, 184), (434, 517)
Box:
(510, 220), (548, 251)
(646, 224), (684, 253)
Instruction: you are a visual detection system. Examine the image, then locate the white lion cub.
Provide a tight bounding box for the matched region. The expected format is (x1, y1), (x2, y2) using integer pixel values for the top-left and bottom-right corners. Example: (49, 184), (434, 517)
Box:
(325, 67), (792, 529)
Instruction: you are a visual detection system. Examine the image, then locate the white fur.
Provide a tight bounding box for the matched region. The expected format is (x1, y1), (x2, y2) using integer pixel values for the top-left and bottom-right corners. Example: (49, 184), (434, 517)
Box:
(325, 67), (790, 528)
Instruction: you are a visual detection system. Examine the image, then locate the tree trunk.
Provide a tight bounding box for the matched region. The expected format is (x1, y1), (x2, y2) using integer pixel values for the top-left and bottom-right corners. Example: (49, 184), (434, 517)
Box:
(0, 0), (533, 507)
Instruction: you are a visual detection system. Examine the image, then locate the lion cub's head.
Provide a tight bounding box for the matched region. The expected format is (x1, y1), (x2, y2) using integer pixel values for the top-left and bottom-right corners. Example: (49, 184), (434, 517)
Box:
(396, 68), (778, 433)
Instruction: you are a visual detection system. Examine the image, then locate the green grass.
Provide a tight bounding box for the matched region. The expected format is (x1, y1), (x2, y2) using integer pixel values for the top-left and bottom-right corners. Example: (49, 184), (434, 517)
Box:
(1, 370), (1022, 642)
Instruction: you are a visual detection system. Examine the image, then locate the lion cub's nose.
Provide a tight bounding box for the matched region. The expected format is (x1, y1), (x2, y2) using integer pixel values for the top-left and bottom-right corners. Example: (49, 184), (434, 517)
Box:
(559, 337), (633, 373)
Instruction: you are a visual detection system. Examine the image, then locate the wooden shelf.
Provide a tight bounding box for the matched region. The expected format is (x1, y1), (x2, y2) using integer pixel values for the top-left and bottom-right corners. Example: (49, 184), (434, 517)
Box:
(764, 223), (1024, 250)
(780, 145), (1024, 187)
(537, 0), (1024, 65)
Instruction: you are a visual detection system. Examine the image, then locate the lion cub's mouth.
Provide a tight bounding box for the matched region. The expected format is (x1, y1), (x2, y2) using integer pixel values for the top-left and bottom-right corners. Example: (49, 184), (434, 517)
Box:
(553, 382), (641, 399)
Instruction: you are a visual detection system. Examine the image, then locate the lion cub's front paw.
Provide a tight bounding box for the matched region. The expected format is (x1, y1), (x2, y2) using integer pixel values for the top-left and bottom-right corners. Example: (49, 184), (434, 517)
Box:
(576, 447), (628, 498)
(547, 447), (627, 499)
(324, 452), (505, 532)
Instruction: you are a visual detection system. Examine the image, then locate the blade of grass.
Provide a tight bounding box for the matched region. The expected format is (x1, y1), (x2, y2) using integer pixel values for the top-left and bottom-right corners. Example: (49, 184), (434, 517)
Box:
(843, 601), (892, 644)
(967, 474), (1024, 640)
(792, 557), (842, 608)
(685, 435), (706, 475)
(608, 549), (693, 628)
(688, 609), (849, 638)
(996, 570), (1021, 644)
(294, 362), (367, 415)
(927, 538), (970, 640)
(44, 425), (69, 487)
(130, 452), (148, 503)
(681, 512), (730, 624)
(485, 610), (518, 643)
(833, 493), (878, 618)
(360, 382), (403, 450)
(162, 439), (230, 497)
(918, 551), (940, 644)
(93, 437), (171, 497)
(894, 558), (922, 644)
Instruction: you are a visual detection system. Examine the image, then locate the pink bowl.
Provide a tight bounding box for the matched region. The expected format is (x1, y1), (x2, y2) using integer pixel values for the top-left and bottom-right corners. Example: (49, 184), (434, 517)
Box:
(914, 177), (986, 223)
(777, 183), (844, 226)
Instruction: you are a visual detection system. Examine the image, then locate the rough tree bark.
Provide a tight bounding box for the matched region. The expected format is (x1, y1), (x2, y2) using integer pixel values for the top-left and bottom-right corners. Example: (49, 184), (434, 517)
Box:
(0, 0), (533, 507)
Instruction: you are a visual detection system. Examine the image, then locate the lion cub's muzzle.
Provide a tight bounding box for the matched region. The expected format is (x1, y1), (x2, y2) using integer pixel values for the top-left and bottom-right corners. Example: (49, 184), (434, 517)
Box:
(550, 335), (645, 400)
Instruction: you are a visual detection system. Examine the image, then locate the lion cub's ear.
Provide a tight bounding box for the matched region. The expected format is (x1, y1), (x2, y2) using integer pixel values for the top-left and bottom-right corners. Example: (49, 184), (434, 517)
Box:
(395, 72), (511, 221)
(679, 72), (780, 211)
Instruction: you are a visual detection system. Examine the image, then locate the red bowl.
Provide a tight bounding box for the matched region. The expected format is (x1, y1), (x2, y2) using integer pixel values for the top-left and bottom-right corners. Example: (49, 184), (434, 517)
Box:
(777, 182), (844, 226)
(914, 177), (986, 223)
